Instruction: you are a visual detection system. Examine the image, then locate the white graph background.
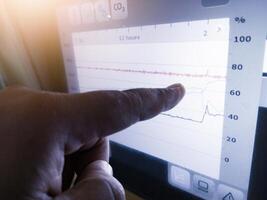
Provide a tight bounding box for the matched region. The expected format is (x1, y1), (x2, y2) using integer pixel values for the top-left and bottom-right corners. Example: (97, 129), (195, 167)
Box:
(73, 18), (230, 179)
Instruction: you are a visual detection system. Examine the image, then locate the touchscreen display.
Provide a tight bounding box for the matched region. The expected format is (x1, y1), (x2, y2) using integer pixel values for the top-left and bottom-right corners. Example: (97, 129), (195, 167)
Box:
(58, 1), (267, 199)
(73, 17), (229, 182)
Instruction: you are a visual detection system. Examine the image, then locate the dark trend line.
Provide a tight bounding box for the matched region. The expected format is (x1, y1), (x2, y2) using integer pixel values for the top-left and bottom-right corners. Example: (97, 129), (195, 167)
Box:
(78, 66), (226, 79)
(161, 105), (224, 123)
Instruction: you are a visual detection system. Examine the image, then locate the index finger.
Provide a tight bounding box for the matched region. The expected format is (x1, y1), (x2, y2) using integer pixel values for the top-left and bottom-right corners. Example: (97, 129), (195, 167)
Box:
(67, 84), (185, 138)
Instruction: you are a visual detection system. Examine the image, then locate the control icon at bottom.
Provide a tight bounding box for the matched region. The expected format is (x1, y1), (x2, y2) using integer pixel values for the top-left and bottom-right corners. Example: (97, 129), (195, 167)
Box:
(192, 175), (215, 198)
(223, 192), (235, 200)
(198, 180), (209, 193)
(218, 184), (244, 200)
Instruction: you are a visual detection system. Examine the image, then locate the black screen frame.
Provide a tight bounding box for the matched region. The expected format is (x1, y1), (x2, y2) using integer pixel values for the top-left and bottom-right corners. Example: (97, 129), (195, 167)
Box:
(110, 107), (267, 200)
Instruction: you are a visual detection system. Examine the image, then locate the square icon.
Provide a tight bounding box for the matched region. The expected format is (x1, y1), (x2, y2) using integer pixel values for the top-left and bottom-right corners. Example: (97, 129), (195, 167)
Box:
(111, 0), (128, 20)
(198, 180), (209, 193)
(68, 5), (81, 26)
(168, 164), (191, 190)
(81, 2), (95, 24)
(94, 0), (111, 22)
(193, 174), (215, 198)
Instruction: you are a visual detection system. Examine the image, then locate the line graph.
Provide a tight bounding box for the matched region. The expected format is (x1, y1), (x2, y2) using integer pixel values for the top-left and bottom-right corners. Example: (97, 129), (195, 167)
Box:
(77, 62), (226, 124)
(77, 64), (226, 124)
(72, 18), (230, 179)
(161, 105), (224, 123)
(78, 66), (226, 79)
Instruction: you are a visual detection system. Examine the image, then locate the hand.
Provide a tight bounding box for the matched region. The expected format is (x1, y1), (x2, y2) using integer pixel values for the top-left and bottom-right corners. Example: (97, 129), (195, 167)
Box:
(0, 84), (185, 200)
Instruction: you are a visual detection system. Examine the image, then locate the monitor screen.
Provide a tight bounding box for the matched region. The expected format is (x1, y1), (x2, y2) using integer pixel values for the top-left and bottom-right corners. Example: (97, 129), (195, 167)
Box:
(57, 0), (267, 199)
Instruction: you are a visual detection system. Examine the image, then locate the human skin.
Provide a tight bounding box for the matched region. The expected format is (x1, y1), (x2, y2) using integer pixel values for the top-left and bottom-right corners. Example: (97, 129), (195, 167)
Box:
(0, 84), (185, 200)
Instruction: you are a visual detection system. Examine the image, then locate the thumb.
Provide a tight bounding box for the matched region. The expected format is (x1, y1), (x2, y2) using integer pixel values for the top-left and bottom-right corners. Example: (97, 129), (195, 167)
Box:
(55, 161), (125, 200)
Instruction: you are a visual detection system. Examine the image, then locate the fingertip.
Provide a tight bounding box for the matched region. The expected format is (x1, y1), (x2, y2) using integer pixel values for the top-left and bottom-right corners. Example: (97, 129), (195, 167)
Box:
(167, 83), (186, 101)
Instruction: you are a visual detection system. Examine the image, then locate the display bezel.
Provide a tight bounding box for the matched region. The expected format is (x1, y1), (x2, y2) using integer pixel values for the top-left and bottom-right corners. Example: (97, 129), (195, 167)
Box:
(57, 0), (267, 199)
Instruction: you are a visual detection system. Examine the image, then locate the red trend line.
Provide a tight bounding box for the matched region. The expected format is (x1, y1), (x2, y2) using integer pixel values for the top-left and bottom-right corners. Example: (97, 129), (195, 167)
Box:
(79, 66), (226, 79)
(161, 105), (224, 123)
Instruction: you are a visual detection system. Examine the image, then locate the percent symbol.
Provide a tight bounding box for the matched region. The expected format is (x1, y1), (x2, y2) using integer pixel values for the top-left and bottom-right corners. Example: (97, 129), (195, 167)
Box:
(234, 17), (246, 23)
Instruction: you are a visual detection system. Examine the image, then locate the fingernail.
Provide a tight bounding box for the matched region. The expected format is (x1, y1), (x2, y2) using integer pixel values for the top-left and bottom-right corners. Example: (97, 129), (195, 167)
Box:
(168, 83), (186, 98)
